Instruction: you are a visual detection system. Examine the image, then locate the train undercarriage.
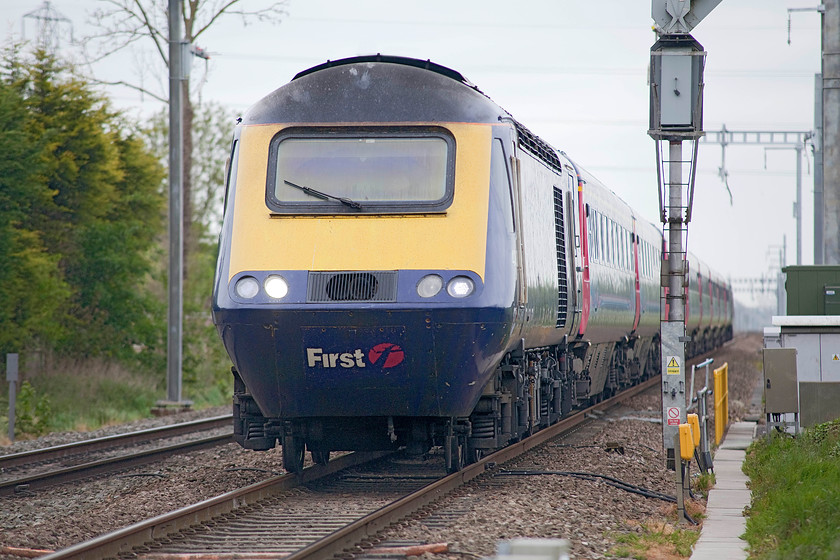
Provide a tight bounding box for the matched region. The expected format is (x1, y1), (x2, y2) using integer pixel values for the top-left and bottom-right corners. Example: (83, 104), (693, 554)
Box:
(232, 336), (661, 473)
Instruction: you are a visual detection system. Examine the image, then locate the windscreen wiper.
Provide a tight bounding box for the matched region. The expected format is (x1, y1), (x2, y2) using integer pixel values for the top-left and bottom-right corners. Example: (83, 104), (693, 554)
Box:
(284, 180), (363, 210)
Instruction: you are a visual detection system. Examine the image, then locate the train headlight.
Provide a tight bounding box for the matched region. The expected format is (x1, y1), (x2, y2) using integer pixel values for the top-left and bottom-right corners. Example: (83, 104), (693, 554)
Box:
(234, 276), (260, 299)
(417, 274), (444, 298)
(264, 275), (289, 299)
(446, 276), (475, 298)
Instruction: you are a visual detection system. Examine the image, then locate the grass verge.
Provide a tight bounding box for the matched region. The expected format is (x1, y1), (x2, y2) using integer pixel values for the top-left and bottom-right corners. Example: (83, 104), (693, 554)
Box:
(743, 419), (840, 559)
(608, 498), (704, 559)
(1, 356), (230, 443)
(609, 519), (701, 559)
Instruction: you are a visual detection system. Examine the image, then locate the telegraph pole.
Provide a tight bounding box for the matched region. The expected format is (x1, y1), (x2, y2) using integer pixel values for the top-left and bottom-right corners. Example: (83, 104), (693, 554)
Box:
(650, 0), (721, 469)
(159, 0), (190, 413)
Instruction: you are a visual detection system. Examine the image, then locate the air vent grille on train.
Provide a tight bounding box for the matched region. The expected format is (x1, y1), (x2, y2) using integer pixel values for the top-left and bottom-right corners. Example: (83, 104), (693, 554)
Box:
(554, 187), (568, 328)
(307, 271), (398, 302)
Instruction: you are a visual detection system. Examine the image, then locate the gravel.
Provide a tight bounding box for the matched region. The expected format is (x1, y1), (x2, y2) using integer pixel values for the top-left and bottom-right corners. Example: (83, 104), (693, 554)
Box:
(0, 333), (765, 560)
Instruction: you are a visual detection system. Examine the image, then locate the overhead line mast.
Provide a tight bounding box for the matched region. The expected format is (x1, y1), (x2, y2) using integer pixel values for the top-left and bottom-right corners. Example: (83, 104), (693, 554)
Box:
(702, 126), (814, 265)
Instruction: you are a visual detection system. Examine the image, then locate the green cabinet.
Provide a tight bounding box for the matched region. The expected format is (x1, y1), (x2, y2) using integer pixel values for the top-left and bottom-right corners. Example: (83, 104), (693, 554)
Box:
(783, 266), (840, 315)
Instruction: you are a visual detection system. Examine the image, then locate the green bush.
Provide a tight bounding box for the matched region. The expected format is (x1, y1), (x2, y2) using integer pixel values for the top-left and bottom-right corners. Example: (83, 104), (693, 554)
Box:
(14, 381), (52, 437)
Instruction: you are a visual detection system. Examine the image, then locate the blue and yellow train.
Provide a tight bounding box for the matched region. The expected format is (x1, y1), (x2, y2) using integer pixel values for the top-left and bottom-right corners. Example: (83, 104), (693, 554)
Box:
(211, 55), (733, 473)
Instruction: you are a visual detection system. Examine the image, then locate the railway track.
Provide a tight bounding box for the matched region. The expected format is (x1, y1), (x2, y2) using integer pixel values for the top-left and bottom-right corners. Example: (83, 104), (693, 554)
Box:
(38, 377), (659, 560)
(0, 415), (232, 497)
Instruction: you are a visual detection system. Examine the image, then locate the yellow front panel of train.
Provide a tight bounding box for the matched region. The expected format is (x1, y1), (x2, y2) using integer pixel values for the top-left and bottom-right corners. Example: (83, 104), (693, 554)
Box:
(228, 123), (492, 280)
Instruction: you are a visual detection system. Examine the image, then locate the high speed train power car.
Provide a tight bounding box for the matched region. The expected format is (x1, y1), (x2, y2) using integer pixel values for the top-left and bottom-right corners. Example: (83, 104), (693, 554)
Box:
(212, 55), (733, 473)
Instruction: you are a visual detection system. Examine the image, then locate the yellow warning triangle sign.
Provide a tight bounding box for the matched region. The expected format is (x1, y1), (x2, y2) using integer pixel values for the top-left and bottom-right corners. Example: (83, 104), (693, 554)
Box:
(834, 354), (839, 361)
(668, 357), (679, 368)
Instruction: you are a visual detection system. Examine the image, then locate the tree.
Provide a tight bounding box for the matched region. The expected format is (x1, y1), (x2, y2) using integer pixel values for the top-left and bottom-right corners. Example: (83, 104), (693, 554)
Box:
(0, 46), (71, 356)
(81, 0), (287, 279)
(67, 132), (167, 358)
(0, 47), (166, 361)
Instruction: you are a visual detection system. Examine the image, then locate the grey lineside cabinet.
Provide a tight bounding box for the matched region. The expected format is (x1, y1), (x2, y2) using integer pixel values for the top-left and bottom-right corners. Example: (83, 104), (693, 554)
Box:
(763, 348), (799, 413)
(765, 316), (840, 429)
(762, 347), (800, 435)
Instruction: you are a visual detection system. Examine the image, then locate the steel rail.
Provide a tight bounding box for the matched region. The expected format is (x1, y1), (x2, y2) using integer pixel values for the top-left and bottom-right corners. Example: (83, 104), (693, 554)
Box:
(38, 451), (390, 560)
(0, 415), (232, 469)
(0, 433), (233, 497)
(283, 375), (660, 560)
(36, 376), (659, 560)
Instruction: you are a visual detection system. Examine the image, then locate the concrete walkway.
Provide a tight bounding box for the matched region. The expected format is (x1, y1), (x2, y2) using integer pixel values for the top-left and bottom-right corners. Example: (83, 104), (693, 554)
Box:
(689, 421), (756, 560)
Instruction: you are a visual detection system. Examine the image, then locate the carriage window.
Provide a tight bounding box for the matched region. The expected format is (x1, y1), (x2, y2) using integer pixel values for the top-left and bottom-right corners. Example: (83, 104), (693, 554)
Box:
(623, 229), (629, 270)
(649, 243), (653, 276)
(605, 218), (611, 265)
(614, 222), (619, 267)
(266, 127), (455, 214)
(618, 225), (622, 267)
(640, 241), (645, 276)
(627, 231), (632, 270)
(620, 229), (625, 270)
(642, 242), (646, 276)
(600, 214), (606, 263)
(619, 228), (624, 269)
(626, 231), (631, 271)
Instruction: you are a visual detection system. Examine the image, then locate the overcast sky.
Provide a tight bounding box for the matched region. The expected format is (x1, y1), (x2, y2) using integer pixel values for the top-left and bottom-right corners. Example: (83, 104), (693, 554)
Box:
(2, 0), (825, 307)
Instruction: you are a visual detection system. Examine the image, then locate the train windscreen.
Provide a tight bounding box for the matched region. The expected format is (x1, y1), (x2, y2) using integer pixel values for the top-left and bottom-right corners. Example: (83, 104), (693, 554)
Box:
(265, 128), (455, 214)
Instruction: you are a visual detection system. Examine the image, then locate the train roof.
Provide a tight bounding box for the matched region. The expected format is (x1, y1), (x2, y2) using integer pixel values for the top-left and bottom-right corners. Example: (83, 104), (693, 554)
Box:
(241, 55), (570, 183)
(241, 55), (505, 126)
(292, 55), (471, 84)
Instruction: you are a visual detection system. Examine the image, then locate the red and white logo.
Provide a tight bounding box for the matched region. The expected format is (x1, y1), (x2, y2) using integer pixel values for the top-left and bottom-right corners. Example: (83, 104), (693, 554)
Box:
(368, 343), (405, 369)
(306, 342), (405, 369)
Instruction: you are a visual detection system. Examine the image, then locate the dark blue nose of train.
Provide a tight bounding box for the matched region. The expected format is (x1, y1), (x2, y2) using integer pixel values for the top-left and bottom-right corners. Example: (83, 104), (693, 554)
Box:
(215, 305), (513, 419)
